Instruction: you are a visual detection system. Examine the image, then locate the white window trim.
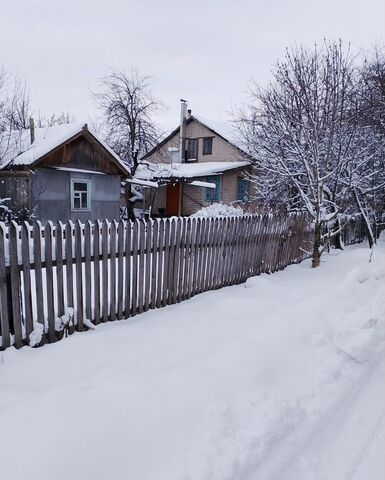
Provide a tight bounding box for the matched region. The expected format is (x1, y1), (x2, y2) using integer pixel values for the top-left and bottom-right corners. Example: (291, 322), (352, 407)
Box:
(71, 179), (91, 212)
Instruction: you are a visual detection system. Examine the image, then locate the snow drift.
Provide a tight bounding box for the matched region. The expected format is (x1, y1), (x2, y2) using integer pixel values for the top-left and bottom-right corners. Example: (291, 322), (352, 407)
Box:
(0, 240), (384, 480)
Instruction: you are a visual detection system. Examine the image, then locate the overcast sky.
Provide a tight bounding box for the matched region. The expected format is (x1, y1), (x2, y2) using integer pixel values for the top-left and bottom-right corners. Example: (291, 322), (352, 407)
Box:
(1, 0), (384, 132)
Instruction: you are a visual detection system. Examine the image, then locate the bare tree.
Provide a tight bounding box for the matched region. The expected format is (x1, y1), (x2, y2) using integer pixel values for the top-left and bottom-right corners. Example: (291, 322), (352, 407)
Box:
(352, 45), (385, 246)
(6, 76), (30, 130)
(236, 41), (371, 267)
(0, 68), (31, 164)
(93, 68), (165, 218)
(36, 111), (74, 128)
(93, 69), (164, 166)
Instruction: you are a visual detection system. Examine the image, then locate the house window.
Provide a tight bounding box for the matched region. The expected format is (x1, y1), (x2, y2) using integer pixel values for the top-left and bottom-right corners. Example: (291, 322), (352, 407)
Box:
(205, 175), (221, 202)
(186, 138), (198, 161)
(202, 137), (213, 155)
(71, 179), (91, 210)
(237, 178), (248, 202)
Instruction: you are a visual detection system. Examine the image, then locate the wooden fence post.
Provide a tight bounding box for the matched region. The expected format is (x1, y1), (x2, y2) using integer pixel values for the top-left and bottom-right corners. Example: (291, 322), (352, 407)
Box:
(101, 220), (109, 322)
(84, 221), (92, 323)
(74, 220), (84, 331)
(45, 222), (56, 342)
(124, 220), (132, 317)
(117, 220), (124, 320)
(33, 221), (45, 343)
(55, 222), (65, 320)
(0, 224), (10, 349)
(21, 221), (33, 339)
(110, 220), (117, 321)
(94, 221), (101, 324)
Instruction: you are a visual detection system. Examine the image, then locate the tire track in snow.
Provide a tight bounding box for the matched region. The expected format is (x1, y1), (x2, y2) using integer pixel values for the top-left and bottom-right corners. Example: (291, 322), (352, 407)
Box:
(348, 410), (385, 480)
(248, 354), (385, 480)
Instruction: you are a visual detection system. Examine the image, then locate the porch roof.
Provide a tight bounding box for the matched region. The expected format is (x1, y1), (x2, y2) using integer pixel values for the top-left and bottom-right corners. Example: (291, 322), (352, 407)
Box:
(135, 161), (250, 182)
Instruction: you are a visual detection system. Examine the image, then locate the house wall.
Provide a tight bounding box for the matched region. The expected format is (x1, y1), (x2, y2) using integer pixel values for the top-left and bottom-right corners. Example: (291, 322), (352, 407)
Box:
(0, 172), (32, 217)
(140, 168), (252, 217)
(32, 168), (121, 222)
(182, 169), (247, 215)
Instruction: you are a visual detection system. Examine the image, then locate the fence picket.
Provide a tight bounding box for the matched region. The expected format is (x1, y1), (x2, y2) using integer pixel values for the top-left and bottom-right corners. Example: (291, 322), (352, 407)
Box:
(9, 222), (23, 348)
(45, 222), (56, 342)
(55, 222), (65, 320)
(21, 222), (33, 338)
(138, 220), (146, 314)
(74, 221), (84, 331)
(144, 220), (152, 311)
(191, 217), (201, 296)
(94, 221), (101, 324)
(172, 218), (182, 304)
(110, 221), (117, 321)
(150, 220), (158, 309)
(156, 219), (165, 308)
(117, 221), (124, 320)
(124, 220), (132, 317)
(182, 218), (192, 301)
(0, 224), (10, 349)
(84, 221), (92, 323)
(131, 220), (139, 316)
(101, 220), (109, 322)
(33, 221), (45, 342)
(162, 219), (171, 306)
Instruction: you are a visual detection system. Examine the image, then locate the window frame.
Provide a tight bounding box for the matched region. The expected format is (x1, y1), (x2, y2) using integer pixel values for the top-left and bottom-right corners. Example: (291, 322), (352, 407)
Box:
(236, 177), (249, 202)
(205, 175), (221, 203)
(186, 138), (198, 161)
(70, 179), (91, 212)
(202, 137), (213, 155)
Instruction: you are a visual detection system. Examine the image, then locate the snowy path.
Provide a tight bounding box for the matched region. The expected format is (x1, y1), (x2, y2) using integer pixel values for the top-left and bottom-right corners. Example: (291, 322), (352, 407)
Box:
(253, 355), (385, 480)
(0, 241), (384, 480)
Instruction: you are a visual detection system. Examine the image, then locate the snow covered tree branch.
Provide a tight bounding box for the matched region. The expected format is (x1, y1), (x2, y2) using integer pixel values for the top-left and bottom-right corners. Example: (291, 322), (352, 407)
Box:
(235, 41), (380, 267)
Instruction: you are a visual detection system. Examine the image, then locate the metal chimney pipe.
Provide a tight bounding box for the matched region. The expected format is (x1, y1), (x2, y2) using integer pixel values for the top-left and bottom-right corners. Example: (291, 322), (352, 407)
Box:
(29, 117), (35, 144)
(179, 99), (187, 163)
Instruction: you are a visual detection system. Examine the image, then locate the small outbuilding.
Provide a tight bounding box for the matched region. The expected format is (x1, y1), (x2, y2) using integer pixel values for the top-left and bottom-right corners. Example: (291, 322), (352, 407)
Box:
(0, 122), (129, 222)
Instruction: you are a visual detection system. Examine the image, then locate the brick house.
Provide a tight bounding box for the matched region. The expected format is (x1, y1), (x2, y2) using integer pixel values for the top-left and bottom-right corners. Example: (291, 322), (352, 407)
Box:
(133, 107), (254, 216)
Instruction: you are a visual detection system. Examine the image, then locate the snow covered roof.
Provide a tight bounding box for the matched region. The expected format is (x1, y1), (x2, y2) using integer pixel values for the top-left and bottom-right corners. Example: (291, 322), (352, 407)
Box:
(192, 114), (241, 148)
(135, 161), (250, 181)
(0, 122), (129, 175)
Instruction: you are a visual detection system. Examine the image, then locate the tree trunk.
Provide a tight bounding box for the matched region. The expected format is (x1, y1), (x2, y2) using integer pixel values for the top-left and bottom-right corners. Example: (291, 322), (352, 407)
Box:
(333, 218), (344, 250)
(312, 221), (322, 268)
(353, 189), (374, 248)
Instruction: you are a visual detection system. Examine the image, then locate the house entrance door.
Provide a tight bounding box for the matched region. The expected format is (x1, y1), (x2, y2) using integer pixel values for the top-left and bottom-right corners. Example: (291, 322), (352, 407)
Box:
(166, 183), (181, 216)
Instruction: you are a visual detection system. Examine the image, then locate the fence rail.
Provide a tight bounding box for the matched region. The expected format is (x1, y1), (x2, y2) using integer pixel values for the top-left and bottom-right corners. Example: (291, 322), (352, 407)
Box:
(0, 212), (354, 350)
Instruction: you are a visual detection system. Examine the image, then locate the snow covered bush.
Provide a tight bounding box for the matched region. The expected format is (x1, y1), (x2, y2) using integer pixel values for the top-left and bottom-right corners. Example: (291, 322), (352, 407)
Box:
(192, 203), (246, 218)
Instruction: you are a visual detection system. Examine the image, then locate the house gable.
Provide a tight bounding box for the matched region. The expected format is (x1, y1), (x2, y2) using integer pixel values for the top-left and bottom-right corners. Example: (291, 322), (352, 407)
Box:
(143, 116), (251, 165)
(36, 131), (128, 176)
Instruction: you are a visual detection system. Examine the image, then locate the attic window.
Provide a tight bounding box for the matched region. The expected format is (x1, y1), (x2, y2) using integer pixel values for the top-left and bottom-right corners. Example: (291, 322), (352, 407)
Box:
(71, 179), (91, 211)
(186, 138), (198, 161)
(202, 137), (213, 155)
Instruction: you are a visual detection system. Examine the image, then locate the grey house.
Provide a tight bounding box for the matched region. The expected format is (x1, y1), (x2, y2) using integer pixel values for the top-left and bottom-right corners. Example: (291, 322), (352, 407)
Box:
(0, 123), (129, 222)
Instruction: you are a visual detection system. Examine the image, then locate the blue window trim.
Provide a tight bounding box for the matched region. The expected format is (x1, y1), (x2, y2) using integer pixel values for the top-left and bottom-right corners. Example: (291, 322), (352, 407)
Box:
(236, 178), (248, 202)
(205, 175), (221, 202)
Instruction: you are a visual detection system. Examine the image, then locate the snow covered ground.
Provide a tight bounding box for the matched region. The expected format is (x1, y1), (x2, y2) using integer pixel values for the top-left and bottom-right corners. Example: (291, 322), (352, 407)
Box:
(0, 240), (384, 480)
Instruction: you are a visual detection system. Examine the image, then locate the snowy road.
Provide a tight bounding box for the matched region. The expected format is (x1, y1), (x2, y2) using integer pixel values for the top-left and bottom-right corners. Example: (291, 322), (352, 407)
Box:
(0, 241), (384, 480)
(253, 355), (385, 480)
